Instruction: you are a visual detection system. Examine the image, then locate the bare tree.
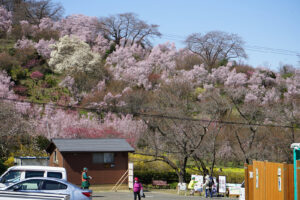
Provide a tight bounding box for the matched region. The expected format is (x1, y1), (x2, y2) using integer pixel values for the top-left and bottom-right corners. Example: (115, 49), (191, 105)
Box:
(1, 0), (64, 24)
(99, 13), (161, 48)
(127, 82), (212, 183)
(185, 31), (247, 71)
(22, 0), (64, 24)
(192, 89), (230, 175)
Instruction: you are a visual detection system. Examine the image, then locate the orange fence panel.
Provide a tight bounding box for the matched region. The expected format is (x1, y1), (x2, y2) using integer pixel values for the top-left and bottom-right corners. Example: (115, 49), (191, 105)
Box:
(265, 162), (287, 200)
(247, 161), (293, 200)
(287, 164), (294, 200)
(249, 165), (254, 200)
(253, 161), (266, 200)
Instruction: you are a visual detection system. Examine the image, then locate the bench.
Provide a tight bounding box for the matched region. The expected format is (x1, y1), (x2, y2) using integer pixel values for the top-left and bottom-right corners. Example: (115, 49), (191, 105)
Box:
(152, 180), (169, 188)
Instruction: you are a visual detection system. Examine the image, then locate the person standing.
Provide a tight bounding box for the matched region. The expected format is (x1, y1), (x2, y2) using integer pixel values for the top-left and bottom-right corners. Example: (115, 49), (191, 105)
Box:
(133, 177), (143, 200)
(204, 175), (213, 198)
(81, 167), (92, 189)
(188, 177), (197, 196)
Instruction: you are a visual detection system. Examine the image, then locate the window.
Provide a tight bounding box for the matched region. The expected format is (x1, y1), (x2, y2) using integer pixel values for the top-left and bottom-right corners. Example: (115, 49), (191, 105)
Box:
(9, 179), (43, 191)
(1, 170), (21, 184)
(25, 171), (44, 178)
(93, 153), (114, 164)
(104, 153), (114, 163)
(47, 172), (62, 179)
(42, 180), (67, 190)
(93, 153), (104, 163)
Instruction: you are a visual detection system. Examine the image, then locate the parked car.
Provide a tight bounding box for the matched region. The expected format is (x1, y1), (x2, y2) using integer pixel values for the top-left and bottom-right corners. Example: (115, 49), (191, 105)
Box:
(0, 166), (67, 188)
(3, 177), (92, 200)
(0, 190), (70, 200)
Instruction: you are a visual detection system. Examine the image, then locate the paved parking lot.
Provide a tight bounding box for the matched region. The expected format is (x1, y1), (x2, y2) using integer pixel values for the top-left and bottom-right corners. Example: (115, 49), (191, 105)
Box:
(92, 191), (238, 200)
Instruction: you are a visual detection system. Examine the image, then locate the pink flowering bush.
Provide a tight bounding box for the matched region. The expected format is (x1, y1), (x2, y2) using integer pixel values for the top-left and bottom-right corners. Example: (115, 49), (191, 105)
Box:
(30, 71), (44, 79)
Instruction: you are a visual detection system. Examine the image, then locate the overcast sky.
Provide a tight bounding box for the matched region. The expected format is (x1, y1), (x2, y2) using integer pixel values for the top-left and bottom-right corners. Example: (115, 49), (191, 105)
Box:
(54, 0), (300, 70)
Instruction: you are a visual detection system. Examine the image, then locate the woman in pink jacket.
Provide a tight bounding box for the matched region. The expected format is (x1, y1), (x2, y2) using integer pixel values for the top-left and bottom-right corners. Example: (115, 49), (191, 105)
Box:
(133, 177), (143, 200)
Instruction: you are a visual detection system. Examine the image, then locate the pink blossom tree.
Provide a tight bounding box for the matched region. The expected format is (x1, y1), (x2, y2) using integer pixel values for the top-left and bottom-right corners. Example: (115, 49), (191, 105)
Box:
(31, 104), (146, 147)
(54, 14), (99, 44)
(0, 6), (12, 37)
(14, 37), (36, 49)
(34, 39), (56, 58)
(0, 71), (17, 99)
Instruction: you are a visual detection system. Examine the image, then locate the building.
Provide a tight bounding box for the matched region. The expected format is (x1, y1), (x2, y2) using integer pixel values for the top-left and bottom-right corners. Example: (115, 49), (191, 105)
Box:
(46, 138), (134, 185)
(14, 156), (49, 166)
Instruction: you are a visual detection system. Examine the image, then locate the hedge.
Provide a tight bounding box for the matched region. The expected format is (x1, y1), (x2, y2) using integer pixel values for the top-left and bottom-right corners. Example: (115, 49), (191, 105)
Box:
(134, 171), (191, 184)
(134, 170), (244, 185)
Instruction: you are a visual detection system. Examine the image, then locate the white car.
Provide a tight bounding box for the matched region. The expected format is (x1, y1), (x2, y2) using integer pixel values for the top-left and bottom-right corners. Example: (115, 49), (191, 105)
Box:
(0, 166), (67, 188)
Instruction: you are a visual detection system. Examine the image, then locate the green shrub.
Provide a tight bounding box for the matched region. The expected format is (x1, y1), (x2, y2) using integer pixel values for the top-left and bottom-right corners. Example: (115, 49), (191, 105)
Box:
(134, 169), (244, 185)
(45, 75), (58, 87)
(10, 66), (29, 82)
(169, 182), (178, 189)
(134, 171), (191, 185)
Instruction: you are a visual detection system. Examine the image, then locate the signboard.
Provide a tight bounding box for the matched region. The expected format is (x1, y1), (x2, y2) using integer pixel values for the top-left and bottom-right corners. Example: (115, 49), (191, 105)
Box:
(191, 175), (203, 191)
(178, 183), (187, 191)
(219, 176), (226, 193)
(191, 175), (203, 183)
(249, 171), (253, 178)
(128, 162), (134, 189)
(226, 183), (242, 195)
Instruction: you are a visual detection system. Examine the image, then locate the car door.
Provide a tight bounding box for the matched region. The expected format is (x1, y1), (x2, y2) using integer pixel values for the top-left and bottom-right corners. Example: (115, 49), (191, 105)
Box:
(7, 179), (43, 193)
(40, 180), (69, 196)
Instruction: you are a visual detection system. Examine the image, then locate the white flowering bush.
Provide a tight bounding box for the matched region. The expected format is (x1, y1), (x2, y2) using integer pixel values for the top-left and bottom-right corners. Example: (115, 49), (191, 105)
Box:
(49, 36), (102, 73)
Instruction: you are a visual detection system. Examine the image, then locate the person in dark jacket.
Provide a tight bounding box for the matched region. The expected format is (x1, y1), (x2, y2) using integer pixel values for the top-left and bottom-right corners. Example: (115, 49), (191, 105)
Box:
(81, 167), (92, 189)
(133, 177), (143, 200)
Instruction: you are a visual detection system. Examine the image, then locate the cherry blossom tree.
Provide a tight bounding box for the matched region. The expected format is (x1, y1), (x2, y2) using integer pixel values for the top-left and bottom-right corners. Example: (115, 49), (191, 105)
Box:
(107, 42), (177, 89)
(30, 104), (146, 147)
(92, 34), (111, 55)
(14, 37), (36, 49)
(0, 6), (12, 37)
(54, 14), (99, 44)
(0, 71), (17, 99)
(34, 38), (55, 58)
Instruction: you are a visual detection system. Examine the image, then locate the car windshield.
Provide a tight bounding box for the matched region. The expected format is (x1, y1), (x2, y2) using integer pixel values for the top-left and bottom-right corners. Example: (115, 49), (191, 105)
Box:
(1, 170), (21, 184)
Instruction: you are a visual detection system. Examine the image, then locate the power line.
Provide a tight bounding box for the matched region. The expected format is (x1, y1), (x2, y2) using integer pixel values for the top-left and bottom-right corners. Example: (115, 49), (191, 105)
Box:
(160, 33), (300, 57)
(0, 97), (296, 129)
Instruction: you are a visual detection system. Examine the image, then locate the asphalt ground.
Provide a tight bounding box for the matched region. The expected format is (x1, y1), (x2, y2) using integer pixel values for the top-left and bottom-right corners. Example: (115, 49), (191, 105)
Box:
(92, 191), (238, 200)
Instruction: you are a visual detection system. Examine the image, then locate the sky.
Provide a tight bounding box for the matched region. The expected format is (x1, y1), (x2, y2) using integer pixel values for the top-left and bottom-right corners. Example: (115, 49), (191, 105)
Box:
(53, 0), (300, 70)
